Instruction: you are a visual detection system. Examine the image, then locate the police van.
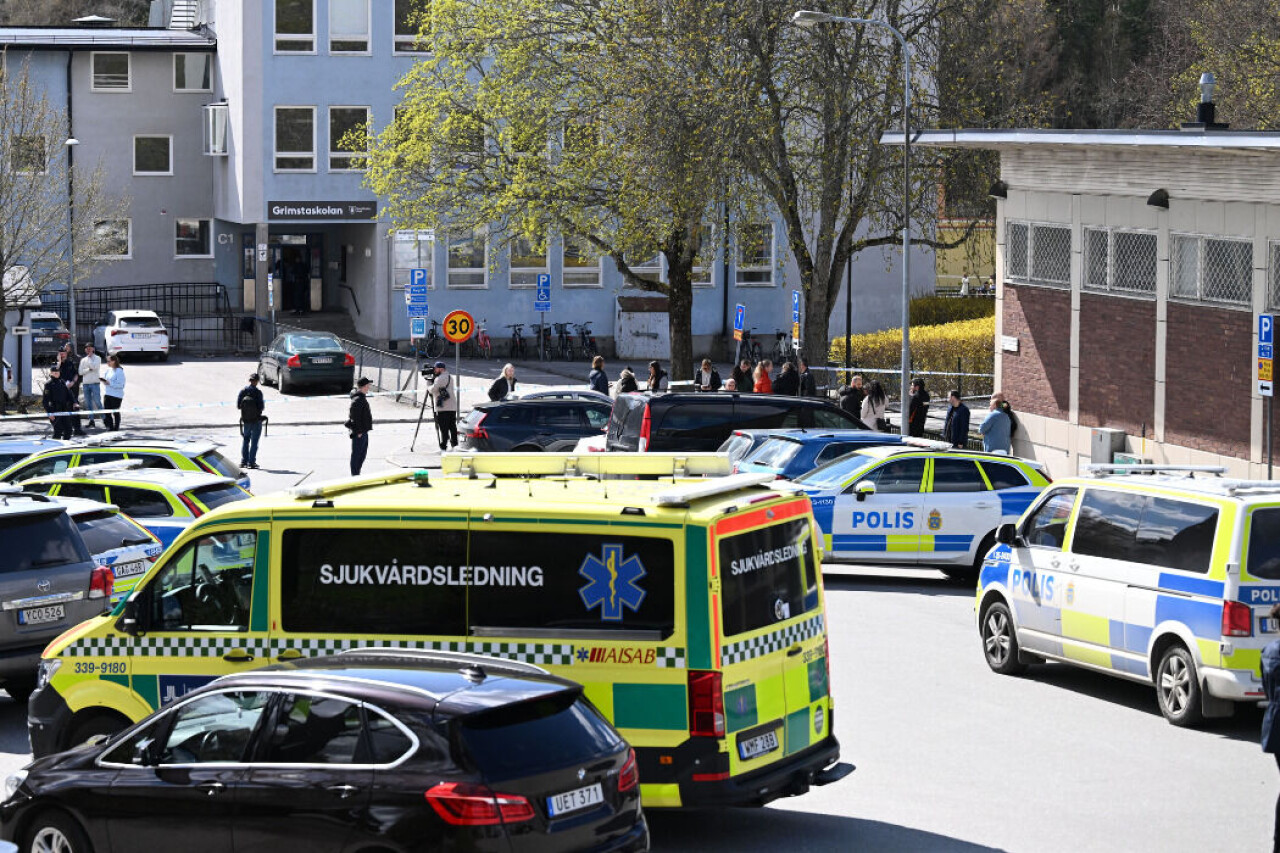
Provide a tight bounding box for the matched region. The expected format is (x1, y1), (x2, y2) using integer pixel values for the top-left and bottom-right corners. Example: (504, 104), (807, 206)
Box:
(977, 464), (1280, 725)
(30, 454), (851, 809)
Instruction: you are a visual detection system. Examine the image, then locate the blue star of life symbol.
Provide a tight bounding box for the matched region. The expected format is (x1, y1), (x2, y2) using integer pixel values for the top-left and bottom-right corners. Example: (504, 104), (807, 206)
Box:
(576, 647), (589, 662)
(579, 543), (647, 621)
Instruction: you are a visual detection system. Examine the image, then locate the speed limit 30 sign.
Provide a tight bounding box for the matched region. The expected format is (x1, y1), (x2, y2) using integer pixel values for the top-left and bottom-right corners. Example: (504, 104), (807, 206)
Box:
(442, 310), (475, 343)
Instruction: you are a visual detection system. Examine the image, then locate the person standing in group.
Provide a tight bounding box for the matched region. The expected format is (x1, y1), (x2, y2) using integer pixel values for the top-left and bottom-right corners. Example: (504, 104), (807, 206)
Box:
(42, 367), (75, 439)
(730, 358), (755, 393)
(959, 272), (971, 296)
(797, 357), (817, 397)
(100, 355), (125, 431)
(1262, 603), (1280, 853)
(772, 361), (799, 395)
(489, 363), (517, 401)
(861, 380), (889, 431)
(236, 374), (266, 469)
(753, 359), (773, 394)
(839, 374), (865, 416)
(55, 344), (85, 436)
(588, 356), (610, 395)
(78, 343), (103, 429)
(615, 366), (638, 396)
(942, 390), (970, 449)
(723, 378), (737, 391)
(907, 378), (930, 437)
(647, 361), (668, 392)
(694, 358), (721, 392)
(979, 392), (1013, 454)
(430, 361), (458, 451)
(346, 377), (373, 475)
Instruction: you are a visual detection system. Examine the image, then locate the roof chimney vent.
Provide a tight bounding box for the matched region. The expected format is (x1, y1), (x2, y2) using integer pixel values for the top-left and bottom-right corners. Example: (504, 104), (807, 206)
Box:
(1182, 71), (1230, 131)
(71, 14), (117, 27)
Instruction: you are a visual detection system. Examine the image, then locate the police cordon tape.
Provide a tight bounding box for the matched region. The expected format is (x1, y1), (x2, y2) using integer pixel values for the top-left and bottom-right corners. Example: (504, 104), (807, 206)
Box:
(0, 387), (431, 422)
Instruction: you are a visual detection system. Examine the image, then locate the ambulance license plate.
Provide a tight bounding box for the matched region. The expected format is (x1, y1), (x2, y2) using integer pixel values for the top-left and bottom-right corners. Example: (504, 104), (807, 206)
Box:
(113, 561), (146, 579)
(311, 357), (333, 364)
(738, 730), (780, 761)
(547, 782), (602, 817)
(18, 605), (64, 625)
(1262, 617), (1280, 634)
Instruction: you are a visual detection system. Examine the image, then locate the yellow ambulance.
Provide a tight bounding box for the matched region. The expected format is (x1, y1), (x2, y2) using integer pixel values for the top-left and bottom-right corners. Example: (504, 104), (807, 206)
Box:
(30, 453), (851, 809)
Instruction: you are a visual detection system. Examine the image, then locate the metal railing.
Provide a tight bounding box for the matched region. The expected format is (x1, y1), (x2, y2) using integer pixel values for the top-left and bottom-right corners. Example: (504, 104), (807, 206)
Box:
(821, 360), (995, 402)
(266, 320), (424, 407)
(42, 282), (240, 354)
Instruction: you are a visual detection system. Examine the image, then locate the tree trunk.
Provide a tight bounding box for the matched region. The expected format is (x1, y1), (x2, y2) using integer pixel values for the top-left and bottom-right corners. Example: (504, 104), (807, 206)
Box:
(804, 265), (833, 375)
(666, 266), (694, 381)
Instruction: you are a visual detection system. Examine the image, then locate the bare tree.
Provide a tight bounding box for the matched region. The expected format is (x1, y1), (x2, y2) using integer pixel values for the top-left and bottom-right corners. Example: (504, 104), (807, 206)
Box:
(0, 0), (151, 25)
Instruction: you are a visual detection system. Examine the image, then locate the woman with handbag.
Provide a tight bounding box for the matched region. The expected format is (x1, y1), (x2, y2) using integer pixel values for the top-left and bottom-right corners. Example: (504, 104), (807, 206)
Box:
(861, 380), (889, 431)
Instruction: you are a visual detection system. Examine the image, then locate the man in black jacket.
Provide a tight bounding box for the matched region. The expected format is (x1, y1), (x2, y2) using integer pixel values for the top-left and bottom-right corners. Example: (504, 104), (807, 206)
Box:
(694, 358), (721, 392)
(347, 377), (373, 475)
(236, 374), (265, 469)
(941, 390), (970, 448)
(907, 379), (930, 437)
(797, 357), (817, 397)
(772, 362), (800, 396)
(43, 367), (75, 439)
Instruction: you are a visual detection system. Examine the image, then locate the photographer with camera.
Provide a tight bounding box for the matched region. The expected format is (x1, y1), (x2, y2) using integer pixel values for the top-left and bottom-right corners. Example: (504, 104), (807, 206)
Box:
(427, 361), (458, 451)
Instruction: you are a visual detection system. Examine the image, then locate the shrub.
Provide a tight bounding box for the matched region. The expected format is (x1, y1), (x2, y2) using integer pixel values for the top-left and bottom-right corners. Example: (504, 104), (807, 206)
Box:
(909, 295), (995, 327)
(828, 316), (995, 398)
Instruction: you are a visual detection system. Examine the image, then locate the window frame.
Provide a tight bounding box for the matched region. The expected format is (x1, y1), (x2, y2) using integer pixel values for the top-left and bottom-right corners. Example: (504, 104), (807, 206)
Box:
(254, 689), (419, 768)
(1005, 219), (1071, 289)
(736, 223), (776, 287)
(446, 228), (488, 289)
(274, 0), (317, 54)
(1020, 487), (1079, 551)
(328, 105), (370, 172)
(172, 52), (213, 93)
(562, 235), (602, 288)
(393, 0), (432, 54)
(174, 218), (214, 259)
(1082, 225), (1157, 297)
(274, 106), (317, 173)
(393, 229), (434, 292)
(90, 51), (131, 92)
(132, 135), (174, 176)
(1171, 232), (1253, 309)
(93, 219), (132, 260)
(328, 0), (371, 54)
(508, 235), (548, 289)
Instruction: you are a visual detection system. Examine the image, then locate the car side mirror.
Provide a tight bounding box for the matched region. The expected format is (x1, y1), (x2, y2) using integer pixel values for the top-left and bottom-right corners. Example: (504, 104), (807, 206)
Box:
(116, 598), (142, 637)
(131, 737), (160, 766)
(854, 480), (876, 502)
(996, 523), (1022, 547)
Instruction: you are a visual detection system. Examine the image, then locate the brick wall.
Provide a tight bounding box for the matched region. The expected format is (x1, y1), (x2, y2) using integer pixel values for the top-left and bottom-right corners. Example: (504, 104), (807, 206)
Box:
(1078, 294), (1155, 435)
(1161, 303), (1252, 456)
(1001, 284), (1071, 418)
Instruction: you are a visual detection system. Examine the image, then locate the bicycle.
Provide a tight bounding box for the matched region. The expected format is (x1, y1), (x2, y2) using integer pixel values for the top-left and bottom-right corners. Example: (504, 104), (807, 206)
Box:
(553, 322), (575, 361)
(739, 328), (763, 364)
(465, 318), (493, 359)
(414, 320), (447, 359)
(506, 323), (527, 360)
(531, 322), (554, 361)
(575, 322), (599, 359)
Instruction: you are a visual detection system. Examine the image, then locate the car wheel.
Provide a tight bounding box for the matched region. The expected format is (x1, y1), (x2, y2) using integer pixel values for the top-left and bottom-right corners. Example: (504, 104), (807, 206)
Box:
(5, 677), (35, 704)
(1155, 644), (1204, 727)
(512, 444), (543, 452)
(258, 363), (274, 387)
(159, 351), (169, 362)
(65, 711), (129, 750)
(980, 601), (1027, 675)
(280, 372), (292, 395)
(24, 810), (92, 853)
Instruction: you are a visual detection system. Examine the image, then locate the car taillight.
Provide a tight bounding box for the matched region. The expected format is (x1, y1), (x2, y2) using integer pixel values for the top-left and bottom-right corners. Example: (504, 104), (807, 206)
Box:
(287, 355), (301, 368)
(638, 404), (652, 453)
(110, 329), (126, 336)
(424, 782), (535, 826)
(179, 493), (205, 518)
(618, 748), (638, 792)
(465, 413), (488, 439)
(56, 332), (69, 340)
(1223, 600), (1252, 637)
(687, 670), (724, 737)
(88, 565), (114, 600)
(343, 353), (355, 367)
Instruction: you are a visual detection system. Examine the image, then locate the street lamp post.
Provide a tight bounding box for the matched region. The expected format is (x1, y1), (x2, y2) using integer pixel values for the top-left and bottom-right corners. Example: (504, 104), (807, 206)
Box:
(65, 136), (79, 346)
(791, 9), (912, 425)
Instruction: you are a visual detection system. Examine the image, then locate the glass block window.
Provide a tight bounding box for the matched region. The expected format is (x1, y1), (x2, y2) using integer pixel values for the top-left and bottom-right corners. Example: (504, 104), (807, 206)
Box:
(1083, 227), (1156, 295)
(1269, 242), (1280, 311)
(1006, 222), (1028, 280)
(1006, 220), (1069, 288)
(1172, 234), (1252, 306)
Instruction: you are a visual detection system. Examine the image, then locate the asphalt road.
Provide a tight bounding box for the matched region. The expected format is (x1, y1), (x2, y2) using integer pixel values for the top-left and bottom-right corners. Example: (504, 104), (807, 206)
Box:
(0, 356), (1274, 851)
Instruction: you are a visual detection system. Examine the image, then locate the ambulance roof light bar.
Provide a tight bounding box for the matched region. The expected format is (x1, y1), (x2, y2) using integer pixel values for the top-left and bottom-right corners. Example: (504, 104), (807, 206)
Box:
(1084, 464), (1228, 478)
(67, 459), (147, 477)
(652, 473), (778, 507)
(288, 469), (416, 500)
(439, 452), (733, 479)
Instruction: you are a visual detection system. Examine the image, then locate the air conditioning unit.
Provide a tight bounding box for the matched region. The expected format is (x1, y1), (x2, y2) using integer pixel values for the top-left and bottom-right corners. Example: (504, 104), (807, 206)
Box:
(1090, 427), (1125, 464)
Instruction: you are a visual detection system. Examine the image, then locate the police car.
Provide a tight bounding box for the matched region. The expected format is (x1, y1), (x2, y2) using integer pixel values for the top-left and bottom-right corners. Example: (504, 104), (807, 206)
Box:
(19, 461), (251, 548)
(735, 429), (901, 480)
(977, 464), (1280, 725)
(0, 433), (249, 491)
(53, 496), (162, 604)
(785, 440), (1050, 579)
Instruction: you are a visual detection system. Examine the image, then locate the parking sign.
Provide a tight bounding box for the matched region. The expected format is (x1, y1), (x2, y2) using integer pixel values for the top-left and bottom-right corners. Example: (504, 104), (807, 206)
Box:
(410, 317), (426, 339)
(535, 273), (552, 312)
(1261, 314), (1276, 397)
(410, 268), (429, 288)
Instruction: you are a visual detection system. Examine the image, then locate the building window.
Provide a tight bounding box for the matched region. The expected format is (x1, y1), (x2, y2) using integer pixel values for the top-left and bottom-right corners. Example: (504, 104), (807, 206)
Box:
(447, 228), (487, 288)
(274, 107), (315, 171)
(509, 236), (546, 288)
(175, 219), (212, 258)
(1083, 227), (1156, 296)
(329, 0), (370, 53)
(1269, 243), (1280, 311)
(10, 135), (46, 174)
(394, 0), (430, 53)
(1172, 233), (1252, 306)
(173, 53), (212, 92)
(328, 106), (369, 171)
(737, 223), (774, 286)
(203, 103), (229, 155)
(393, 230), (433, 289)
(627, 253), (664, 286)
(133, 136), (172, 175)
(562, 235), (601, 287)
(94, 220), (130, 258)
(692, 224), (714, 288)
(1005, 220), (1070, 288)
(275, 0), (316, 53)
(91, 52), (130, 91)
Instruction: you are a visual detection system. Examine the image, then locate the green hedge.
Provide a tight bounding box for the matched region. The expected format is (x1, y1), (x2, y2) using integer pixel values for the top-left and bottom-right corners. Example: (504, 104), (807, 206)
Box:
(909, 295), (995, 327)
(829, 316), (995, 398)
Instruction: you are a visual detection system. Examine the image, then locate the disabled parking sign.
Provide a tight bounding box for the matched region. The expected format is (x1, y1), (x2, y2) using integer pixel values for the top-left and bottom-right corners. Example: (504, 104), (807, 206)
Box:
(1261, 314), (1274, 397)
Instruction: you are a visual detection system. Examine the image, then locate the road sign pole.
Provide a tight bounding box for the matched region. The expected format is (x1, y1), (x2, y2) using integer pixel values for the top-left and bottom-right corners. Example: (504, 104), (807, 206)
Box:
(1269, 395), (1273, 480)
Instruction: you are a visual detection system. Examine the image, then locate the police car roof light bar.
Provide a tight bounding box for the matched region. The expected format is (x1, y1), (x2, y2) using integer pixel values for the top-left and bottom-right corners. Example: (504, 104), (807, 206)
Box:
(899, 437), (955, 451)
(67, 459), (147, 477)
(1084, 464), (1228, 477)
(652, 473), (778, 507)
(288, 469), (417, 500)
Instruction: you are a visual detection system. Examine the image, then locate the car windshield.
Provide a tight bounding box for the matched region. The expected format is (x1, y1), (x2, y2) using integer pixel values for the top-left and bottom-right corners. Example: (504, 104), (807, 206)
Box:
(747, 438), (803, 470)
(719, 433), (755, 464)
(31, 318), (63, 329)
(119, 317), (162, 329)
(189, 483), (249, 511)
(2, 510), (90, 571)
(75, 510), (151, 555)
(795, 452), (881, 490)
(286, 334), (343, 352)
(197, 451), (242, 480)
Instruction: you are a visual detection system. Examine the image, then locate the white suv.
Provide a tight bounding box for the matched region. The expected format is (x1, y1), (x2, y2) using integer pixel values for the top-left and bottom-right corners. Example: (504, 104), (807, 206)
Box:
(94, 310), (170, 361)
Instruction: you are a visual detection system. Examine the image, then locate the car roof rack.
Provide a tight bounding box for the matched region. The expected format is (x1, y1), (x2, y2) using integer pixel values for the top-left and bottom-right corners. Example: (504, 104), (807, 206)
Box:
(335, 647), (551, 677)
(439, 451), (733, 479)
(1085, 464), (1228, 478)
(67, 459), (148, 477)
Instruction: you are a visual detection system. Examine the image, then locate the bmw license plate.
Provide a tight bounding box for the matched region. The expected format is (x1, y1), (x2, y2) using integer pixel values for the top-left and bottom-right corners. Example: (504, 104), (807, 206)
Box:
(18, 605), (64, 625)
(112, 561), (146, 579)
(1262, 617), (1280, 634)
(547, 782), (602, 817)
(738, 730), (780, 761)
(311, 357), (334, 364)
(34, 336), (51, 342)
(132, 333), (152, 339)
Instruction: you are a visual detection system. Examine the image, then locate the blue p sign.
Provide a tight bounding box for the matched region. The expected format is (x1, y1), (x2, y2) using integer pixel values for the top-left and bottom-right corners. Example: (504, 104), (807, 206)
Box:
(1262, 314), (1275, 345)
(410, 268), (429, 288)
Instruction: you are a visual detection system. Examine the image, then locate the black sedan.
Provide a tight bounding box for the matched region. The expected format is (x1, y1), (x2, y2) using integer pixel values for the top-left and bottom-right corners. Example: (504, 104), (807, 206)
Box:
(1, 650), (648, 853)
(461, 398), (612, 451)
(257, 332), (354, 394)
